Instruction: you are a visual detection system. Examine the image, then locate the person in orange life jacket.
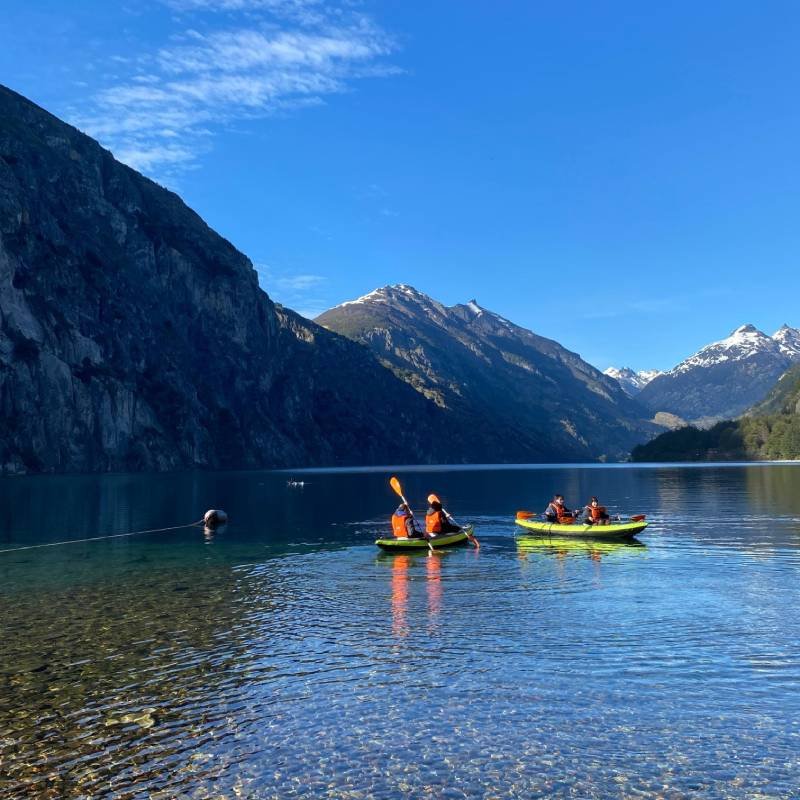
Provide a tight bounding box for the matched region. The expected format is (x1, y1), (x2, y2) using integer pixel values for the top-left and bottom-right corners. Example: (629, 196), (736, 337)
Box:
(425, 495), (461, 535)
(544, 494), (573, 523)
(391, 503), (424, 539)
(582, 496), (610, 525)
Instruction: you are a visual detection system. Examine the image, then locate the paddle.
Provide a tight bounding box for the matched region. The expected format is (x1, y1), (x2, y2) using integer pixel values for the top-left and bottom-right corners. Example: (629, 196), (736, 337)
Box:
(516, 509), (576, 524)
(440, 502), (479, 549)
(390, 476), (435, 553)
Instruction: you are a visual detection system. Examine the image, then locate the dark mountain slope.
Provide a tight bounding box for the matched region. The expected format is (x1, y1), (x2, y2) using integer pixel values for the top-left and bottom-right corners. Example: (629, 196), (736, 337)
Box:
(317, 286), (658, 461)
(0, 84), (458, 473)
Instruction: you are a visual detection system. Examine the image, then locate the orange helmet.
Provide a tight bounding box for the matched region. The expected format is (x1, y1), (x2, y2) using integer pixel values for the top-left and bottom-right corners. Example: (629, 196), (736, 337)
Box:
(427, 493), (440, 505)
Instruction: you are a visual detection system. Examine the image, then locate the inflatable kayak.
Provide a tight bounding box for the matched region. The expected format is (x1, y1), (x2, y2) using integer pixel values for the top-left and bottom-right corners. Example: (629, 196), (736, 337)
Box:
(375, 526), (473, 551)
(514, 518), (647, 539)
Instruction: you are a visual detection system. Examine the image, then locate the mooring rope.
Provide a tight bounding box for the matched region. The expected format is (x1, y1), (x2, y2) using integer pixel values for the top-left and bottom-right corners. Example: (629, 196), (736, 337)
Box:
(0, 519), (206, 555)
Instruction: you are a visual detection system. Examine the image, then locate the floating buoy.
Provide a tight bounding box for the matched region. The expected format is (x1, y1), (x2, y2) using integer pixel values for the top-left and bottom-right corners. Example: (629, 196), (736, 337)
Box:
(203, 509), (228, 528)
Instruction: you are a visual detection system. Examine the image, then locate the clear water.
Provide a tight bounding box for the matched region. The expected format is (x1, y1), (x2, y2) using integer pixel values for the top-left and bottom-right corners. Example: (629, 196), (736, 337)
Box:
(1, 464), (799, 799)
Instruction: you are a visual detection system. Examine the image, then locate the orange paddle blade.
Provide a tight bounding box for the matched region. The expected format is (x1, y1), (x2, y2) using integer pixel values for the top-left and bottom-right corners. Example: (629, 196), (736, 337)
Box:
(389, 476), (403, 497)
(630, 514), (646, 522)
(516, 510), (535, 519)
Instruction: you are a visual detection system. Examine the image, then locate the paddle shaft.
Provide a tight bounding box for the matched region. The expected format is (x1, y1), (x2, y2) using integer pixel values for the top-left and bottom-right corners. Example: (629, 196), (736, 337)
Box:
(441, 505), (479, 548)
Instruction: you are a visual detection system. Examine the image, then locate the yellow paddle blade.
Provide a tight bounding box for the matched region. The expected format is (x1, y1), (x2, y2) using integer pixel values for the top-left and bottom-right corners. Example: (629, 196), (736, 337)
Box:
(389, 476), (403, 497)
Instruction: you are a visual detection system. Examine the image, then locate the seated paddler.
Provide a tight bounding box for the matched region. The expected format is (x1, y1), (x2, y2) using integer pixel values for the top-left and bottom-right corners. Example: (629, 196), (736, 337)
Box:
(425, 494), (461, 535)
(391, 502), (424, 539)
(544, 494), (573, 523)
(582, 496), (610, 525)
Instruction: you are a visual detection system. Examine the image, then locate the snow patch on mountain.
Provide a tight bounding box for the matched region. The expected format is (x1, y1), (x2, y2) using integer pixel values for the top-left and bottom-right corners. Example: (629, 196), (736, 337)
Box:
(337, 284), (437, 310)
(604, 367), (662, 395)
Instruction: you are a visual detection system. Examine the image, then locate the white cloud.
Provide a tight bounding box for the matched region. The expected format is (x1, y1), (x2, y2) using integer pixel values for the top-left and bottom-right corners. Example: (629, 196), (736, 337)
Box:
(253, 264), (330, 314)
(273, 273), (326, 290)
(71, 2), (397, 181)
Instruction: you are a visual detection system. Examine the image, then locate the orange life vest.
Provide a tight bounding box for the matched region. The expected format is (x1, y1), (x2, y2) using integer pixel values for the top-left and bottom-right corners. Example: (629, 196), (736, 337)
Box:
(392, 511), (411, 538)
(426, 509), (444, 534)
(556, 505), (572, 522)
(589, 505), (607, 522)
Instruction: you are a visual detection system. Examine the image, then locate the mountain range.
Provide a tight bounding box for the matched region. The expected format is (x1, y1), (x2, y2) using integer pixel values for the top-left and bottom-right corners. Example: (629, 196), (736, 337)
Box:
(635, 324), (800, 425)
(0, 84), (663, 473)
(316, 286), (658, 462)
(3, 82), (798, 473)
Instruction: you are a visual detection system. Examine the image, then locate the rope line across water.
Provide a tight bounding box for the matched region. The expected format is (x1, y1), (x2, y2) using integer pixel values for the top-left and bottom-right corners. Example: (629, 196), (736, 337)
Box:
(0, 519), (206, 555)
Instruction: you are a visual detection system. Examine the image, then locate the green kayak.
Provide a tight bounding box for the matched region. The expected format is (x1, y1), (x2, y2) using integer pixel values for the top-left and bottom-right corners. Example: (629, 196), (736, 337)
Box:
(375, 526), (473, 551)
(515, 517), (647, 539)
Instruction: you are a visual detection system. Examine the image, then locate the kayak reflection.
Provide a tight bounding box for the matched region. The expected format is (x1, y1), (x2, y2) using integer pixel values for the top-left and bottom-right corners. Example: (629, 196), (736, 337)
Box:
(390, 554), (411, 638)
(516, 535), (646, 562)
(380, 552), (446, 637)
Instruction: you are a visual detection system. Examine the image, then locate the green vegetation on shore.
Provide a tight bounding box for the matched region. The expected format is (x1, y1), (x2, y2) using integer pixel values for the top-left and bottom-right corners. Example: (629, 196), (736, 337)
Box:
(632, 365), (800, 462)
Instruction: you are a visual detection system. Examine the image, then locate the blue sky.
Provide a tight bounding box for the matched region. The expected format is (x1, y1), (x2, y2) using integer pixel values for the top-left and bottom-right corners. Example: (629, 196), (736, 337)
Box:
(2, 1), (800, 371)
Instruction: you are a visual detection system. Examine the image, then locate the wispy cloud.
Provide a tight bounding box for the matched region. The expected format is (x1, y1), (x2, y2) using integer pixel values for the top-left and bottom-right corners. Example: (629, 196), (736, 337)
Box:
(272, 272), (326, 291)
(71, 2), (398, 181)
(254, 264), (330, 317)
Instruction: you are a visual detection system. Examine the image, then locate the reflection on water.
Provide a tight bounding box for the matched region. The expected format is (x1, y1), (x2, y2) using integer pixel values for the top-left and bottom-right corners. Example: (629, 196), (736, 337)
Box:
(1, 464), (800, 798)
(390, 554), (410, 638)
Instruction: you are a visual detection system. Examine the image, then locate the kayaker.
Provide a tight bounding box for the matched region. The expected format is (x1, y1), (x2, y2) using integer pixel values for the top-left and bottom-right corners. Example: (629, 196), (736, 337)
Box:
(582, 497), (610, 525)
(391, 503), (424, 539)
(426, 494), (461, 535)
(544, 494), (573, 523)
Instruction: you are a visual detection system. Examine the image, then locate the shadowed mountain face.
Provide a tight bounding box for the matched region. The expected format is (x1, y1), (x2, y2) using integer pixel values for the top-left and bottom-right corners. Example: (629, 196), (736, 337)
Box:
(0, 85), (461, 473)
(316, 286), (658, 462)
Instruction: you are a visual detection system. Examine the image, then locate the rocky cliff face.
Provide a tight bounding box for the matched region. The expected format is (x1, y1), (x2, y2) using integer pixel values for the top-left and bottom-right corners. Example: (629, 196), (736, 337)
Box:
(0, 85), (457, 473)
(317, 286), (658, 461)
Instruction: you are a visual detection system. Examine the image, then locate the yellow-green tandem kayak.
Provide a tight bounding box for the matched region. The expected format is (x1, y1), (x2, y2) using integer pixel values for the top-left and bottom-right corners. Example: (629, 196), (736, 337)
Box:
(375, 526), (474, 551)
(514, 518), (647, 539)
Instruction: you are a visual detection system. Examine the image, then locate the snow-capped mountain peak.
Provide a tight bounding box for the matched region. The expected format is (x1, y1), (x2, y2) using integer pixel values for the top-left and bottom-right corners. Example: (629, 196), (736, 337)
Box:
(603, 367), (662, 396)
(772, 324), (800, 358)
(336, 284), (440, 311)
(670, 324), (779, 374)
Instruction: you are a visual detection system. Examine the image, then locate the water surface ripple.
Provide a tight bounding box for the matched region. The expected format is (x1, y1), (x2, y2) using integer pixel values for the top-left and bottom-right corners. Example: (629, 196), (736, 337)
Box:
(1, 464), (799, 798)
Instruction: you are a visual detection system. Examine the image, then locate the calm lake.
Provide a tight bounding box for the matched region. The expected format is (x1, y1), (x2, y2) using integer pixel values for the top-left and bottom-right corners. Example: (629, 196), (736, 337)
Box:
(1, 463), (799, 799)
